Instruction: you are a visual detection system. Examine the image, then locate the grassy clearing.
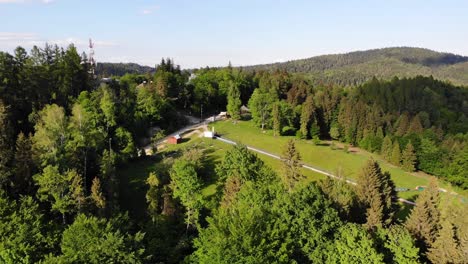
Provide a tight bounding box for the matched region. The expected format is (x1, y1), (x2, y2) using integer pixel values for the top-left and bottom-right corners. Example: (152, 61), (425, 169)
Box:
(211, 120), (467, 200)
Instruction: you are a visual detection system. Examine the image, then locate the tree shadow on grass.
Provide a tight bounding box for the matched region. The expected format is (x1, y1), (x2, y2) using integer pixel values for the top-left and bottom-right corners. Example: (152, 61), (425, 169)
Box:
(396, 193), (419, 221)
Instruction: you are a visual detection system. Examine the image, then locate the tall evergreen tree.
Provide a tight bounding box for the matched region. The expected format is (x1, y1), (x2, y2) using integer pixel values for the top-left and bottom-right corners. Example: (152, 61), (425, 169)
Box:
(299, 95), (314, 139)
(12, 132), (34, 195)
(226, 82), (242, 121)
(0, 101), (13, 189)
(69, 170), (85, 212)
(391, 142), (401, 166)
(407, 115), (424, 134)
(272, 102), (281, 136)
(146, 172), (160, 221)
(356, 159), (397, 230)
(427, 201), (467, 263)
(380, 136), (393, 161)
(405, 177), (440, 255)
(402, 141), (417, 172)
(281, 140), (303, 192)
(90, 176), (106, 211)
(395, 113), (410, 136)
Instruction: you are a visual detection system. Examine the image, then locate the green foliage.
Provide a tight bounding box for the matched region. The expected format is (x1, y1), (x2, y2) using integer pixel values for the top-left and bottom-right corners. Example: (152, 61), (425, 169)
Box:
(194, 182), (342, 263)
(115, 127), (137, 162)
(402, 141), (417, 172)
(272, 102), (281, 136)
(33, 165), (76, 221)
(299, 95), (314, 139)
(12, 132), (34, 195)
(227, 82), (242, 120)
(391, 142), (401, 166)
(48, 214), (145, 263)
(329, 124), (340, 140)
(427, 202), (468, 263)
(356, 159), (398, 229)
(377, 225), (420, 264)
(318, 174), (359, 221)
(331, 223), (384, 263)
(170, 159), (203, 228)
(0, 193), (53, 263)
(447, 145), (468, 189)
(281, 140), (303, 191)
(381, 136), (393, 160)
(146, 172), (161, 220)
(32, 104), (68, 169)
(405, 178), (440, 254)
(0, 101), (13, 188)
(96, 62), (154, 76)
(248, 88), (276, 130)
(245, 47), (468, 86)
(215, 144), (274, 184)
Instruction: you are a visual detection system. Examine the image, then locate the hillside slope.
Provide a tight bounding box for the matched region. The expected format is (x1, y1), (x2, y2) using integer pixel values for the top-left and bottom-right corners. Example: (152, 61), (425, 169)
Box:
(244, 47), (468, 86)
(96, 62), (155, 76)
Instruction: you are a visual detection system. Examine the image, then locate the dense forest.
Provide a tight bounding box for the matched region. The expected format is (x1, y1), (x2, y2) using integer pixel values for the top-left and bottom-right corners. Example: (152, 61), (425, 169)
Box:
(244, 47), (468, 86)
(96, 62), (155, 77)
(1, 44), (467, 263)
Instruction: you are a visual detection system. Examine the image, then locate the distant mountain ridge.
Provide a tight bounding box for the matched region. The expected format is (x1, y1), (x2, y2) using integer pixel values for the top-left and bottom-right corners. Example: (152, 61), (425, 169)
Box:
(243, 47), (468, 86)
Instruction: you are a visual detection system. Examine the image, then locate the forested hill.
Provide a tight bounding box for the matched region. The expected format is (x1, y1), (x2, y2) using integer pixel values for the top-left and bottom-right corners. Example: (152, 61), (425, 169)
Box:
(96, 62), (155, 76)
(243, 47), (468, 86)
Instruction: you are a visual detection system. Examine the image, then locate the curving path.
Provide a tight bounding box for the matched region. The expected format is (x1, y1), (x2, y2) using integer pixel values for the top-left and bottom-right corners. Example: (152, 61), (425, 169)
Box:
(215, 136), (416, 206)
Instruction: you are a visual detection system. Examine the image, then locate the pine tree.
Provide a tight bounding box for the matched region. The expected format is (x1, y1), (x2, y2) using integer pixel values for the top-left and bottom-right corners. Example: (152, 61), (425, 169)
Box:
(299, 95), (314, 139)
(91, 177), (106, 210)
(402, 141), (417, 172)
(13, 132), (34, 195)
(226, 82), (242, 121)
(427, 220), (461, 263)
(427, 200), (467, 263)
(356, 159), (397, 230)
(381, 136), (393, 161)
(395, 113), (410, 136)
(407, 115), (424, 134)
(391, 142), (401, 166)
(0, 101), (13, 188)
(309, 120), (320, 143)
(380, 171), (398, 226)
(405, 177), (440, 254)
(146, 172), (160, 221)
(281, 140), (303, 192)
(70, 170), (85, 212)
(221, 175), (242, 208)
(272, 102), (281, 136)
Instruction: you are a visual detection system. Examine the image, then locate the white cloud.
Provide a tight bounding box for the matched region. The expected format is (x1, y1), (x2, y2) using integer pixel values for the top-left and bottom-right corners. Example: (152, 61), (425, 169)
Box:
(0, 32), (37, 41)
(140, 5), (159, 15)
(0, 32), (117, 51)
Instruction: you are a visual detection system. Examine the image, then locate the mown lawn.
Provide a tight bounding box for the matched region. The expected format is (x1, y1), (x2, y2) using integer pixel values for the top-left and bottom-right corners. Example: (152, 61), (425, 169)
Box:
(118, 121), (465, 220)
(211, 120), (467, 200)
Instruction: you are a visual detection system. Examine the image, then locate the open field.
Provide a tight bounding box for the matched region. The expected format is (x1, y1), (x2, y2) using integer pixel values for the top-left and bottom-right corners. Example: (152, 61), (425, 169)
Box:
(211, 120), (468, 200)
(118, 120), (466, 219)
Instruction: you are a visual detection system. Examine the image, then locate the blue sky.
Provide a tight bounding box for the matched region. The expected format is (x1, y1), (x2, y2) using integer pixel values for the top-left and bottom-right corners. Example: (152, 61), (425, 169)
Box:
(1, 0), (467, 68)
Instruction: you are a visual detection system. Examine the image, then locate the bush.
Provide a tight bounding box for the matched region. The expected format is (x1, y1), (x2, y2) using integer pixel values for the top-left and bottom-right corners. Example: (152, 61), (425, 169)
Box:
(296, 130), (303, 139)
(282, 126), (296, 136)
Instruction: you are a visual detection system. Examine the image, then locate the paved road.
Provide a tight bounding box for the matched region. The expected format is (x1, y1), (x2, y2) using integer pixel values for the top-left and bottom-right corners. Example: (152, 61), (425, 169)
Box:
(143, 116), (217, 155)
(215, 136), (416, 206)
